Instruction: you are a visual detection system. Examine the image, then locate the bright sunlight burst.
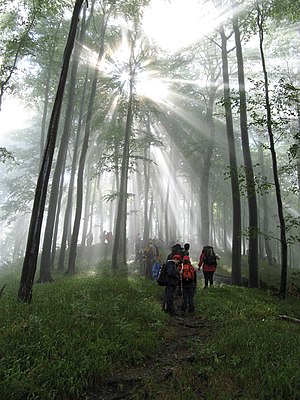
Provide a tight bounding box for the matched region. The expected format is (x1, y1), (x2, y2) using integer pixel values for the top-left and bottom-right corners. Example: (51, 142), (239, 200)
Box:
(142, 0), (232, 52)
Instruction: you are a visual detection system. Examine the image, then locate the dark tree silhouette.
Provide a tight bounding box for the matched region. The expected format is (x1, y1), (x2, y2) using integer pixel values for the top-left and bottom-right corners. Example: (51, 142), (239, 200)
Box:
(17, 0), (86, 303)
(257, 5), (288, 297)
(233, 14), (259, 288)
(219, 24), (242, 285)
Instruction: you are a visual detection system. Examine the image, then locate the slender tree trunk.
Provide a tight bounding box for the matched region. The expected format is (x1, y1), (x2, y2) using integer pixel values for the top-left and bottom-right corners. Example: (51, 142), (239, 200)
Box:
(67, 9), (108, 274)
(81, 163), (92, 246)
(50, 171), (65, 270)
(58, 68), (89, 271)
(219, 24), (242, 285)
(258, 144), (273, 265)
(165, 176), (171, 245)
(112, 77), (134, 268)
(143, 146), (150, 245)
(39, 6), (89, 282)
(257, 7), (288, 297)
(17, 0), (85, 303)
(200, 76), (218, 247)
(39, 18), (64, 162)
(233, 15), (259, 287)
(40, 63), (51, 162)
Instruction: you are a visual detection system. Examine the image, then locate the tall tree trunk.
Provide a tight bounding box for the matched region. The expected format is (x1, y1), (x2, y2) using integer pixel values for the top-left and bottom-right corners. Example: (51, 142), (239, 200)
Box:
(39, 5), (89, 283)
(165, 182), (170, 245)
(58, 68), (89, 271)
(39, 20), (63, 162)
(67, 8), (108, 275)
(17, 0), (85, 303)
(112, 77), (134, 268)
(219, 24), (242, 285)
(200, 72), (218, 247)
(257, 8), (288, 297)
(233, 15), (259, 287)
(81, 163), (92, 246)
(50, 171), (65, 270)
(143, 146), (150, 245)
(258, 144), (273, 265)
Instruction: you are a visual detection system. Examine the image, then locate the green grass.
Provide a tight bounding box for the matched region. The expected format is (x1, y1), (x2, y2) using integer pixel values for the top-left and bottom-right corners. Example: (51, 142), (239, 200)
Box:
(0, 265), (167, 400)
(0, 262), (300, 399)
(195, 285), (300, 400)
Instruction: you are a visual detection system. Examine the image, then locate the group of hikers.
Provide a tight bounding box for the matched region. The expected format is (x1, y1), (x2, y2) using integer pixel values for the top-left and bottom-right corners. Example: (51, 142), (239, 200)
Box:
(139, 240), (219, 317)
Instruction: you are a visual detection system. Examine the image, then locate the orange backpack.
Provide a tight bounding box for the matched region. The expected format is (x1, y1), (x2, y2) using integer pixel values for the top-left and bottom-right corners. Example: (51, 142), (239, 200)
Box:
(182, 263), (195, 281)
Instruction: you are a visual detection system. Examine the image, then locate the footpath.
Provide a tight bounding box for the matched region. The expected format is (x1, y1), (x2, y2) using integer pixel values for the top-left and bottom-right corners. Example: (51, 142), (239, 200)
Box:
(86, 289), (215, 400)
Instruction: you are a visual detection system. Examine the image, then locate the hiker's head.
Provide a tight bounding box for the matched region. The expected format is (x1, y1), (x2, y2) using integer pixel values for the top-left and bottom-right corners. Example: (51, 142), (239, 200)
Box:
(172, 254), (181, 263)
(184, 243), (190, 251)
(171, 243), (182, 252)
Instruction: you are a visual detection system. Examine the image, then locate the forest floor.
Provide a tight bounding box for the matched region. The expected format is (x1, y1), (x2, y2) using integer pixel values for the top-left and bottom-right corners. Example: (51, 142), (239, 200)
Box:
(86, 277), (223, 400)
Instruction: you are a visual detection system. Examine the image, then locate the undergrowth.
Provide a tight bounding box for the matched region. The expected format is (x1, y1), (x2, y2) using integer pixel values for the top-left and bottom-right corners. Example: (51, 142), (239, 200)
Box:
(0, 266), (166, 400)
(196, 285), (300, 400)
(0, 262), (299, 399)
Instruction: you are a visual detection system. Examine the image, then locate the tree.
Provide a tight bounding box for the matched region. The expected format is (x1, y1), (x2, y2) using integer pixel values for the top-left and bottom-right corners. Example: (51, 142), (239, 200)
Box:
(17, 0), (86, 303)
(232, 10), (259, 287)
(256, 2), (288, 297)
(111, 33), (136, 268)
(39, 1), (93, 283)
(219, 23), (242, 285)
(67, 3), (109, 275)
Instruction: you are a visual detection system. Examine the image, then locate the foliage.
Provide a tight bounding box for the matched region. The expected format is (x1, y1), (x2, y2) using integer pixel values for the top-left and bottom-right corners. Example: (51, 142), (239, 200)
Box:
(195, 285), (300, 400)
(0, 263), (300, 399)
(0, 147), (15, 163)
(0, 267), (166, 400)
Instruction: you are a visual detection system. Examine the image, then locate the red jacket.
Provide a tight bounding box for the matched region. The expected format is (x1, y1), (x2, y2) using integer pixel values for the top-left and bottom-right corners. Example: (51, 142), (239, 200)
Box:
(198, 251), (217, 272)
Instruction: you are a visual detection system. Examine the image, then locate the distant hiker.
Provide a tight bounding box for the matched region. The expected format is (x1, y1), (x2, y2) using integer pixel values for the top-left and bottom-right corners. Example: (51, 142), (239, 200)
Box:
(153, 238), (160, 261)
(106, 231), (113, 245)
(198, 246), (219, 289)
(134, 234), (143, 261)
(180, 255), (197, 314)
(164, 254), (181, 316)
(182, 243), (190, 257)
(144, 240), (156, 279)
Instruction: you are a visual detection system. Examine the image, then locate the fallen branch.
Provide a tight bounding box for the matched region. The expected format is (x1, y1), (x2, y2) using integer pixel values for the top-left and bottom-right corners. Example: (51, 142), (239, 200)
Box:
(278, 314), (300, 324)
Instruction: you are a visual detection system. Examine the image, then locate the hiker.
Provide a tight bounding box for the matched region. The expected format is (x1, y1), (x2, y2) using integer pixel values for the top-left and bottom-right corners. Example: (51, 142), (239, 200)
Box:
(144, 240), (156, 279)
(166, 243), (184, 262)
(166, 243), (184, 296)
(180, 255), (197, 314)
(198, 245), (219, 288)
(164, 253), (181, 316)
(182, 243), (190, 257)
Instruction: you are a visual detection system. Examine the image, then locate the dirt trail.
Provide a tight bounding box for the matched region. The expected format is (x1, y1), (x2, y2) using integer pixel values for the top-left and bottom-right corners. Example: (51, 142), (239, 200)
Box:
(86, 293), (215, 400)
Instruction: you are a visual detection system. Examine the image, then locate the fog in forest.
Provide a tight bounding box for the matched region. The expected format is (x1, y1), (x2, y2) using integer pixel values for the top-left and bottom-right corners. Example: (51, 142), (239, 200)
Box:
(0, 0), (299, 295)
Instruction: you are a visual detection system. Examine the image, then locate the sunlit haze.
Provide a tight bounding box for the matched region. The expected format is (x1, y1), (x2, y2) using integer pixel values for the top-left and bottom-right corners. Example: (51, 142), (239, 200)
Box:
(0, 98), (31, 145)
(142, 0), (231, 52)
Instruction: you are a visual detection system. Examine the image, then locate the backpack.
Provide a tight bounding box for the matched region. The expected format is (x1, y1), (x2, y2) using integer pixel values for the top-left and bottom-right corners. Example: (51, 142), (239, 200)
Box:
(151, 262), (161, 280)
(157, 263), (168, 286)
(203, 246), (217, 265)
(182, 263), (195, 281)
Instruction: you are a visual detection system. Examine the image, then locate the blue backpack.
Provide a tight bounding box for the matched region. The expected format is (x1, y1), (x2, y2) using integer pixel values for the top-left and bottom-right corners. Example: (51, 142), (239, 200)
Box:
(151, 262), (161, 280)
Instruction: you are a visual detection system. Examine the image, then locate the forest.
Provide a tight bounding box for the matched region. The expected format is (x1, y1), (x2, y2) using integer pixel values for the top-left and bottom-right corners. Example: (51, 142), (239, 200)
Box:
(0, 0), (300, 398)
